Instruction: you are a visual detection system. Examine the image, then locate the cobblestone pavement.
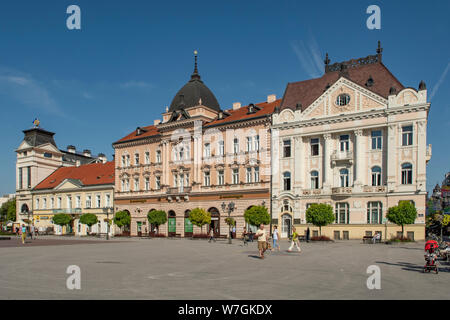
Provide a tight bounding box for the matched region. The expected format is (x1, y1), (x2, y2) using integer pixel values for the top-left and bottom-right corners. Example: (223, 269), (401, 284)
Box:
(0, 237), (449, 299)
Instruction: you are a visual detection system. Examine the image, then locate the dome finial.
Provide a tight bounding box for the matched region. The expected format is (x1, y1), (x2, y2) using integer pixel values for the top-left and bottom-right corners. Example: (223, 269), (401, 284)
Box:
(191, 50), (201, 80)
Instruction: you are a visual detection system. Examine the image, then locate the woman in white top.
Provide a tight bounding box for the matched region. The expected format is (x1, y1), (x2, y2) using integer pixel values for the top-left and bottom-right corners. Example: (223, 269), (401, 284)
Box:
(272, 225), (280, 251)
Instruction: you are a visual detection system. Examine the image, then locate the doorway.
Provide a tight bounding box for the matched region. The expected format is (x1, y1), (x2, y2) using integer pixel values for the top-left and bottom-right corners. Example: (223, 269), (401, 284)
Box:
(168, 210), (176, 237)
(281, 214), (292, 238)
(208, 207), (220, 236)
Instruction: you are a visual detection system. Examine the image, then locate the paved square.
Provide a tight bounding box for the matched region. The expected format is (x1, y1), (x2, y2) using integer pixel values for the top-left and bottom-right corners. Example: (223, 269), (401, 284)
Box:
(0, 237), (449, 299)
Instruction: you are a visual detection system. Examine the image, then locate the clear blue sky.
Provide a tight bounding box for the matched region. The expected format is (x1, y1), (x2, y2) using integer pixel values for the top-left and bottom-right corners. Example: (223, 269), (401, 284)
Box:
(0, 0), (448, 195)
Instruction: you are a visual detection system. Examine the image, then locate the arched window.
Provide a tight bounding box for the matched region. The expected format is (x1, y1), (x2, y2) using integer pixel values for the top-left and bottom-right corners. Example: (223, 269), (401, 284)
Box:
(371, 166), (382, 186)
(283, 172), (291, 191)
(401, 163), (413, 185)
(311, 171), (319, 189)
(367, 202), (382, 224)
(339, 168), (349, 187)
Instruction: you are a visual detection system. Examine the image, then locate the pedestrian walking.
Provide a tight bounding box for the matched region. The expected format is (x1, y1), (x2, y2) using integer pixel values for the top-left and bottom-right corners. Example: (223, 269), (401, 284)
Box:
(272, 225), (280, 251)
(208, 228), (216, 243)
(254, 224), (268, 259)
(288, 227), (301, 252)
(21, 224), (27, 244)
(306, 227), (310, 243)
(232, 226), (236, 239)
(242, 227), (248, 246)
(29, 225), (34, 240)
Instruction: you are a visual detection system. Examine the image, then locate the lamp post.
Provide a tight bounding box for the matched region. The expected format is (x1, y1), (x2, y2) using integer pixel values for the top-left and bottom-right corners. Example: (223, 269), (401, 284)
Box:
(221, 201), (235, 244)
(104, 207), (112, 240)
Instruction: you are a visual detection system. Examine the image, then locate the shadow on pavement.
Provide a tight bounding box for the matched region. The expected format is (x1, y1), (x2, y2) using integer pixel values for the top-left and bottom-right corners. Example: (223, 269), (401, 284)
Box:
(376, 261), (450, 273)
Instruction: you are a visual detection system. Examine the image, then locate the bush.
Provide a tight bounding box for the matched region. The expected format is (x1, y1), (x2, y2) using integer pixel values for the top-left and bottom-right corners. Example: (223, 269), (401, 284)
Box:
(310, 235), (333, 242)
(389, 236), (413, 243)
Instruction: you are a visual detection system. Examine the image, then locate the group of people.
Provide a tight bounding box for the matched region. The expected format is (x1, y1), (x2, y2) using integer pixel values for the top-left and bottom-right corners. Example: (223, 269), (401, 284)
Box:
(16, 224), (37, 244)
(251, 224), (309, 259)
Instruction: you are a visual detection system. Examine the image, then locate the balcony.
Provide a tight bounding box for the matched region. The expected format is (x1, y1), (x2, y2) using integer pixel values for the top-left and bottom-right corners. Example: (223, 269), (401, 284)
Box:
(331, 150), (353, 166)
(363, 186), (387, 193)
(331, 187), (353, 195)
(167, 186), (192, 195)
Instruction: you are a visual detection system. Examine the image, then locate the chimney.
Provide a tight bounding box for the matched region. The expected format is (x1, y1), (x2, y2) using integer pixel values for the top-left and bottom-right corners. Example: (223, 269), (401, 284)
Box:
(83, 149), (91, 157)
(98, 153), (107, 164)
(267, 94), (276, 103)
(154, 119), (161, 125)
(232, 102), (241, 110)
(67, 145), (76, 154)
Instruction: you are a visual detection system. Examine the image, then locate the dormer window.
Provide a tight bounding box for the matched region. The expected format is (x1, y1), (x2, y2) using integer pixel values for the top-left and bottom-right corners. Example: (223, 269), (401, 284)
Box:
(336, 94), (350, 106)
(366, 76), (374, 87)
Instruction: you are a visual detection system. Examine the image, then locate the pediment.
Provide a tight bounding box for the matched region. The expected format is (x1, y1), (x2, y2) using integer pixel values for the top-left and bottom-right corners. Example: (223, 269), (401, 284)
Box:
(54, 179), (83, 190)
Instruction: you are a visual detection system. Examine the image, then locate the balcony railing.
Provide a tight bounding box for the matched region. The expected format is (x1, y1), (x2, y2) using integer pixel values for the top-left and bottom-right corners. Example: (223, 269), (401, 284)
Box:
(331, 187), (353, 194)
(302, 189), (322, 196)
(363, 186), (387, 193)
(167, 186), (192, 195)
(331, 150), (353, 165)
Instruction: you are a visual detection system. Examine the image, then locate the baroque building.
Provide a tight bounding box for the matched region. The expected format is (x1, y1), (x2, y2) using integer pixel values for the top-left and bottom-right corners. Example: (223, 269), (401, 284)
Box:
(15, 122), (106, 226)
(113, 54), (278, 237)
(271, 43), (431, 240)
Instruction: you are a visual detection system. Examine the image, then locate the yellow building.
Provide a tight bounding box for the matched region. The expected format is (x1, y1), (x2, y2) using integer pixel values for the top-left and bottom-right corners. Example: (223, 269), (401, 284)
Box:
(32, 161), (116, 236)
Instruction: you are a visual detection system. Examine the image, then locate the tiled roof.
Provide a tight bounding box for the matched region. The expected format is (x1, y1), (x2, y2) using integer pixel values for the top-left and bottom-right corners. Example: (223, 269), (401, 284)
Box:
(205, 99), (280, 127)
(34, 161), (115, 190)
(114, 99), (280, 144)
(280, 61), (404, 111)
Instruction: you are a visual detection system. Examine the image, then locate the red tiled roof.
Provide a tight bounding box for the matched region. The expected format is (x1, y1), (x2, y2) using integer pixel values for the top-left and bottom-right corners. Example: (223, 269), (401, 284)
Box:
(280, 61), (404, 111)
(34, 161), (115, 190)
(113, 125), (160, 144)
(115, 100), (280, 144)
(205, 99), (280, 127)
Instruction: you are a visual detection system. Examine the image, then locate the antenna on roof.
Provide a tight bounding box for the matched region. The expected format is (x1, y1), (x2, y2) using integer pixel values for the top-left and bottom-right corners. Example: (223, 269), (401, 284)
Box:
(324, 53), (330, 72)
(191, 50), (201, 80)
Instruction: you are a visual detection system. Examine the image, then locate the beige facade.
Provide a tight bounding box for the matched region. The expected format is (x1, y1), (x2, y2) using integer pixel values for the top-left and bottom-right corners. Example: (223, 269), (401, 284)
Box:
(271, 48), (430, 240)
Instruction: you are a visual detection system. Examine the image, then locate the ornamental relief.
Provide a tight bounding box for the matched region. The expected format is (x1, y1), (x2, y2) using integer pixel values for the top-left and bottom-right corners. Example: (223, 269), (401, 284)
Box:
(401, 149), (413, 160)
(279, 109), (295, 123)
(396, 90), (418, 105)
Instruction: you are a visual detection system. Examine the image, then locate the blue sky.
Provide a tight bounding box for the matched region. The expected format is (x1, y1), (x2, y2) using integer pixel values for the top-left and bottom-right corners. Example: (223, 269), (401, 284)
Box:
(0, 0), (448, 195)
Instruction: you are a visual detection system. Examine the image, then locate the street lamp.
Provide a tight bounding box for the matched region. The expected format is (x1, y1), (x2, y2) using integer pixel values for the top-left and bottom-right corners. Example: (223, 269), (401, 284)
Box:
(221, 201), (235, 244)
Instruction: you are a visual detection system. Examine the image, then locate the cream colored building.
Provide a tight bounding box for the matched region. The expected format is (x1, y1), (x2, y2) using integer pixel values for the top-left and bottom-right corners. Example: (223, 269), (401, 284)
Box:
(32, 161), (116, 236)
(271, 43), (431, 240)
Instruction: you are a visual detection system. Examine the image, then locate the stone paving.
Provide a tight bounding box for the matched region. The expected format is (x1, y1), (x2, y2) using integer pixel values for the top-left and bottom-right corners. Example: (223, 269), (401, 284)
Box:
(0, 236), (449, 299)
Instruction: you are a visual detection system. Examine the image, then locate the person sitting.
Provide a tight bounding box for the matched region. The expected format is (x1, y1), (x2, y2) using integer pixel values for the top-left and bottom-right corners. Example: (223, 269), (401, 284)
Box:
(372, 232), (381, 244)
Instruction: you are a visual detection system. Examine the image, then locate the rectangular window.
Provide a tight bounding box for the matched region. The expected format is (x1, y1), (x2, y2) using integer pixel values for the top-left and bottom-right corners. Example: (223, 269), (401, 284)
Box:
(50, 197), (54, 209)
(135, 153), (139, 165)
(145, 177), (150, 191)
(76, 196), (81, 208)
(218, 170), (224, 185)
(105, 194), (111, 207)
(339, 135), (349, 152)
(371, 130), (382, 150)
(27, 166), (31, 188)
(134, 178), (139, 191)
(335, 203), (349, 224)
(121, 155), (126, 167)
(57, 197), (62, 209)
(246, 167), (252, 183)
(35, 198), (39, 209)
(156, 150), (161, 163)
(311, 138), (319, 156)
(126, 155), (130, 167)
(402, 125), (413, 146)
(204, 172), (210, 186)
(42, 198), (47, 209)
(254, 135), (260, 151)
(155, 176), (161, 190)
(367, 202), (382, 224)
(232, 169), (239, 184)
(254, 167), (260, 182)
(86, 195), (91, 208)
(145, 152), (150, 164)
(204, 143), (211, 158)
(96, 195), (101, 208)
(19, 168), (23, 189)
(218, 140), (224, 156)
(233, 138), (239, 154)
(246, 137), (252, 152)
(283, 139), (291, 158)
(67, 196), (72, 209)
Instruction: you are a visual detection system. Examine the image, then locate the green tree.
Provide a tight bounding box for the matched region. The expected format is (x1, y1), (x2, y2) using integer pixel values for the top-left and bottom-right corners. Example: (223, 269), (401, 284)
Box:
(114, 211), (131, 233)
(0, 198), (16, 222)
(244, 206), (270, 227)
(188, 208), (211, 234)
(386, 201), (417, 237)
(79, 213), (98, 234)
(52, 213), (72, 234)
(147, 210), (167, 233)
(225, 217), (236, 226)
(305, 203), (335, 236)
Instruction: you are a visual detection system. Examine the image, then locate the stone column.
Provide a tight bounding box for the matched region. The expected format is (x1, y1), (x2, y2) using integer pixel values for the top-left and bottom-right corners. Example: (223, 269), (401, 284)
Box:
(323, 133), (332, 191)
(416, 120), (426, 192)
(386, 123), (397, 192)
(354, 129), (364, 190)
(294, 136), (304, 192)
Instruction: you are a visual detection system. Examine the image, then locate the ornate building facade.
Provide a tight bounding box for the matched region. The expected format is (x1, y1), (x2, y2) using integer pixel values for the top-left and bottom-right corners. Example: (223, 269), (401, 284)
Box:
(113, 56), (278, 237)
(15, 125), (105, 225)
(271, 43), (431, 240)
